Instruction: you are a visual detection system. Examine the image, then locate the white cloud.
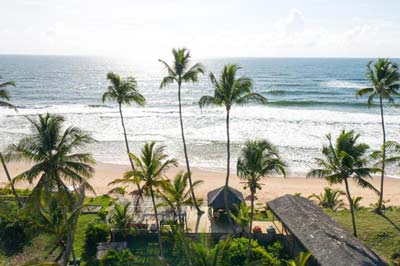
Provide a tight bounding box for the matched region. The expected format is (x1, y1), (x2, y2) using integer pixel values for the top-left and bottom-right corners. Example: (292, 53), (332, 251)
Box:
(285, 9), (305, 34)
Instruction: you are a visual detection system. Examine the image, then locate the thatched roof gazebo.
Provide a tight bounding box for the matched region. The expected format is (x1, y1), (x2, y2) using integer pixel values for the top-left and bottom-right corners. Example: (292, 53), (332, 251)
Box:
(207, 186), (244, 210)
(267, 194), (387, 266)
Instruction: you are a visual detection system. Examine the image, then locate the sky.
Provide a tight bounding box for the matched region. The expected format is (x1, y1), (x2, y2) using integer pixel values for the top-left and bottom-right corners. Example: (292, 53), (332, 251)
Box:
(1, 0), (400, 59)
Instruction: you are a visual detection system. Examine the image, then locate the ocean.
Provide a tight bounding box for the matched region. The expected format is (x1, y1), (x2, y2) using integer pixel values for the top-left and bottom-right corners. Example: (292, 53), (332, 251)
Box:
(1, 55), (399, 176)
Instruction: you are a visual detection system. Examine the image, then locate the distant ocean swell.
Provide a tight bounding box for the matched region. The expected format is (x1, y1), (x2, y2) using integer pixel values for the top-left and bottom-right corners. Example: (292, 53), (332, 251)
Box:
(0, 56), (399, 176)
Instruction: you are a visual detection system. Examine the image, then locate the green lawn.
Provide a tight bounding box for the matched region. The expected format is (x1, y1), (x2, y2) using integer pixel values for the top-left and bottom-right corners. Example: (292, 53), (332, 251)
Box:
(325, 208), (400, 265)
(74, 195), (114, 258)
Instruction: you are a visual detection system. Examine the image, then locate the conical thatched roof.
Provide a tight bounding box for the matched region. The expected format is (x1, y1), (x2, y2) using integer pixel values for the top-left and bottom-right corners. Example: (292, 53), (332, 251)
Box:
(268, 195), (387, 266)
(207, 186), (244, 210)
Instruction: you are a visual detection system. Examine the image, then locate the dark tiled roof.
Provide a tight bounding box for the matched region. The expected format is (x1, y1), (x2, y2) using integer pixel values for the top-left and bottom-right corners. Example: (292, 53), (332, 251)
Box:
(207, 186), (244, 209)
(268, 194), (387, 266)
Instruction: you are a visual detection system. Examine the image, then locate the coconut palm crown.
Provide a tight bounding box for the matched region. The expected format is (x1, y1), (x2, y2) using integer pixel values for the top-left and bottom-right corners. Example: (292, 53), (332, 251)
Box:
(7, 113), (96, 201)
(159, 171), (203, 224)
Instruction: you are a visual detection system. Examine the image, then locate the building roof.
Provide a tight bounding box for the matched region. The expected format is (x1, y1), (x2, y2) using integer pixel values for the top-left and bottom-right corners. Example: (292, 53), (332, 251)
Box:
(207, 186), (244, 209)
(267, 194), (387, 266)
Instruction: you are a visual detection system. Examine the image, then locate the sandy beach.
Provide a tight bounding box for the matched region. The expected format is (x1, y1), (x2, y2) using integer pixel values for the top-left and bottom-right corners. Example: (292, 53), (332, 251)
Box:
(1, 161), (400, 207)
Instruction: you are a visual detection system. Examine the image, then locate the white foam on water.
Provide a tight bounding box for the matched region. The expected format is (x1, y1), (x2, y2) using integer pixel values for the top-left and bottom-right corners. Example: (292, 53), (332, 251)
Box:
(322, 80), (366, 89)
(2, 103), (399, 177)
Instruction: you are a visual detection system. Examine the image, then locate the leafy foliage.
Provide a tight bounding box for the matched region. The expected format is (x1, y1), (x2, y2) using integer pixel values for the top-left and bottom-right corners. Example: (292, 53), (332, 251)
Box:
(109, 202), (132, 240)
(307, 130), (379, 237)
(83, 223), (110, 257)
(102, 72), (145, 106)
(6, 113), (96, 204)
(219, 237), (280, 266)
(159, 171), (203, 223)
(308, 187), (345, 211)
(286, 252), (312, 266)
(99, 249), (135, 266)
(0, 77), (16, 109)
(230, 202), (250, 234)
(0, 217), (30, 255)
(356, 59), (400, 107)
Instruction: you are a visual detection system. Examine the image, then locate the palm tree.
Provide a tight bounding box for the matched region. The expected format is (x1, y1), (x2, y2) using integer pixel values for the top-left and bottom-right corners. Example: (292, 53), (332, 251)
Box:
(351, 196), (363, 211)
(110, 202), (132, 240)
(0, 77), (20, 206)
(199, 64), (267, 231)
(230, 202), (250, 236)
(356, 59), (400, 213)
(385, 140), (400, 164)
(159, 171), (203, 225)
(308, 187), (345, 211)
(159, 48), (205, 214)
(307, 130), (379, 237)
(0, 77), (16, 109)
(0, 152), (23, 207)
(102, 72), (145, 175)
(6, 113), (96, 266)
(120, 141), (177, 258)
(236, 139), (285, 259)
(174, 228), (230, 266)
(37, 199), (85, 262)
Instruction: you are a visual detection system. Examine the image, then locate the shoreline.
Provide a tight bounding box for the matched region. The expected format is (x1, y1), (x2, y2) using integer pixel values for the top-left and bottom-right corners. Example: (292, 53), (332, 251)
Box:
(2, 161), (400, 206)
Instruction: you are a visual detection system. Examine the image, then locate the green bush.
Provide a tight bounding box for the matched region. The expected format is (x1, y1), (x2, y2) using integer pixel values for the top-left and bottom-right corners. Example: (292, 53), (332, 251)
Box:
(99, 249), (135, 266)
(266, 240), (286, 260)
(83, 223), (110, 257)
(219, 237), (280, 266)
(0, 218), (29, 255)
(97, 209), (108, 221)
(0, 188), (31, 196)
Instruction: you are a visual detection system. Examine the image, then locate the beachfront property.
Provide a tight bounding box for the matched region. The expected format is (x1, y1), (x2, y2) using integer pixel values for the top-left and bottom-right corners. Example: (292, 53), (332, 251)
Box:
(1, 1), (400, 266)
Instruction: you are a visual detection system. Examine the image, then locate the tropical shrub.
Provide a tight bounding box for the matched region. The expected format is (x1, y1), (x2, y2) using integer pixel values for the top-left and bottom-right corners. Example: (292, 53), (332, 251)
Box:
(219, 237), (280, 266)
(308, 187), (345, 211)
(266, 240), (286, 260)
(84, 223), (111, 256)
(0, 218), (29, 255)
(351, 196), (363, 211)
(286, 251), (312, 266)
(99, 249), (135, 266)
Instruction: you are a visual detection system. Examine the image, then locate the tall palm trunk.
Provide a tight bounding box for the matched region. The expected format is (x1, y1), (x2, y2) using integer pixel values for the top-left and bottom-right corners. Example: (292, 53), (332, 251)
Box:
(0, 152), (23, 207)
(344, 178), (357, 237)
(224, 108), (235, 232)
(118, 103), (141, 191)
(247, 191), (255, 260)
(177, 81), (202, 214)
(60, 197), (76, 266)
(377, 94), (386, 213)
(150, 188), (164, 258)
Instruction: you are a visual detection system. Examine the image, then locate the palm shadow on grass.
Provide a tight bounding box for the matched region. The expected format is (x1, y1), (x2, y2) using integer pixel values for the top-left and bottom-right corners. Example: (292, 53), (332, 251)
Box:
(380, 213), (400, 233)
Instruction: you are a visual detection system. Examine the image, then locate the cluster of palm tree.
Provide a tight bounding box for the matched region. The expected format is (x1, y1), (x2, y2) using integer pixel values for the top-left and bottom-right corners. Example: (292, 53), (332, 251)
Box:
(1, 53), (400, 265)
(104, 48), (269, 260)
(2, 113), (96, 266)
(1, 74), (96, 266)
